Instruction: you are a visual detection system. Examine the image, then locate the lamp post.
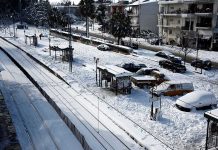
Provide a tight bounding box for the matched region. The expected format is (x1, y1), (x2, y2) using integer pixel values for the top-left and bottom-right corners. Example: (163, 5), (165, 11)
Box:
(94, 57), (99, 85)
(68, 17), (74, 72)
(10, 14), (16, 39)
(49, 35), (51, 56)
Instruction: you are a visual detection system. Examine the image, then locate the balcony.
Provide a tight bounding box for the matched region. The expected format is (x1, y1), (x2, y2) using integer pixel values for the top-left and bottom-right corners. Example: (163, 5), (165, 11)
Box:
(158, 24), (182, 28)
(159, 0), (213, 5)
(196, 23), (211, 29)
(160, 8), (213, 16)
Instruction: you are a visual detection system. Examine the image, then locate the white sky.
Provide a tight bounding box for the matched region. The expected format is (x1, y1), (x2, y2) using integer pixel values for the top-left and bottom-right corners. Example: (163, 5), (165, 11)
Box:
(49, 0), (80, 5)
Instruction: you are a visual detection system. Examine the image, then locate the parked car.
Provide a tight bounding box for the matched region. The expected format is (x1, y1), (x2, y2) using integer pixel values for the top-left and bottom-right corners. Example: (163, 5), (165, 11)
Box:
(159, 60), (186, 73)
(17, 24), (28, 29)
(118, 63), (147, 73)
(97, 44), (110, 51)
(132, 68), (168, 88)
(153, 81), (194, 96)
(191, 59), (212, 70)
(155, 51), (182, 64)
(155, 51), (172, 59)
(151, 39), (163, 45)
(121, 41), (139, 49)
(168, 55), (182, 64)
(176, 91), (217, 112)
(136, 68), (159, 76)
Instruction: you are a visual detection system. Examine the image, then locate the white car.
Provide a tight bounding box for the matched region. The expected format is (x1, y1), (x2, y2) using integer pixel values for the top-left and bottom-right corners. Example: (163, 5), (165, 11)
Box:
(176, 90), (217, 112)
(97, 44), (110, 51)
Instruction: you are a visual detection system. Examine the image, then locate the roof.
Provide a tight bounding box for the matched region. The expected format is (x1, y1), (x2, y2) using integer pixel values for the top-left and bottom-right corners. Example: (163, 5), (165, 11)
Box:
(164, 80), (192, 85)
(205, 108), (218, 122)
(132, 75), (156, 80)
(97, 65), (133, 77)
(129, 0), (158, 6)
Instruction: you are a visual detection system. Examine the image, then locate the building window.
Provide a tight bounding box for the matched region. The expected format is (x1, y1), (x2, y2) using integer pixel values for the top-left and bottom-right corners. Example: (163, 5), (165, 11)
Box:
(170, 6), (174, 10)
(169, 29), (172, 35)
(178, 19), (180, 24)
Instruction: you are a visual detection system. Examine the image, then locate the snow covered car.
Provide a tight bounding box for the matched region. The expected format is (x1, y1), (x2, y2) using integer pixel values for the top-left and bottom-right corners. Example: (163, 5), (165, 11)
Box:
(153, 81), (194, 96)
(118, 63), (147, 73)
(176, 91), (217, 112)
(97, 44), (110, 51)
(131, 68), (168, 88)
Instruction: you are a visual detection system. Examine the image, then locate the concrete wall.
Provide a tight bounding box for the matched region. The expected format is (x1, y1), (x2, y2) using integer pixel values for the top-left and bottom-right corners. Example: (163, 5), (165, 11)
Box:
(140, 2), (159, 34)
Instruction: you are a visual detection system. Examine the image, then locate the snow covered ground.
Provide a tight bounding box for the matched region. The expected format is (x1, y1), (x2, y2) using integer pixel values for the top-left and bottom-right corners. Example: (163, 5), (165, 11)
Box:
(0, 46), (83, 150)
(1, 24), (218, 149)
(72, 22), (218, 62)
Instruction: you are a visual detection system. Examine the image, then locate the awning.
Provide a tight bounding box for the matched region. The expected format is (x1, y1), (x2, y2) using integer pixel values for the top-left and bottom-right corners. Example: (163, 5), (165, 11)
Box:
(198, 30), (212, 40)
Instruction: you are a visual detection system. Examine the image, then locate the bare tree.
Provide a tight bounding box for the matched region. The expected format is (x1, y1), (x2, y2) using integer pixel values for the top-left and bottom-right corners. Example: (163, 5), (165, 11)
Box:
(180, 31), (194, 66)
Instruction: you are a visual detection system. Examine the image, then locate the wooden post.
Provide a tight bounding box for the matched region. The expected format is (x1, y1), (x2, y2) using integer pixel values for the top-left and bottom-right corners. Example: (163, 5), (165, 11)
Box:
(98, 69), (101, 87)
(205, 119), (210, 150)
(116, 79), (118, 95)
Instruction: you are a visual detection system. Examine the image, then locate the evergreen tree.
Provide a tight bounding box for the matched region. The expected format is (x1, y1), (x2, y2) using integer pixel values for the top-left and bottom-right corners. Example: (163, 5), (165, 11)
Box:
(96, 4), (106, 32)
(109, 12), (131, 45)
(79, 0), (95, 37)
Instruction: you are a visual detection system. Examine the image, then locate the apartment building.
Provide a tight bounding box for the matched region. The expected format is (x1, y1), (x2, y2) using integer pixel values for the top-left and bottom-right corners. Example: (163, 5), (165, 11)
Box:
(128, 0), (159, 34)
(158, 0), (218, 50)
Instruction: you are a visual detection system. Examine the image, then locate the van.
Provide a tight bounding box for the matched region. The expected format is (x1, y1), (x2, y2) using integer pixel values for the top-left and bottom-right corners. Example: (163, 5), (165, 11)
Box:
(153, 81), (194, 96)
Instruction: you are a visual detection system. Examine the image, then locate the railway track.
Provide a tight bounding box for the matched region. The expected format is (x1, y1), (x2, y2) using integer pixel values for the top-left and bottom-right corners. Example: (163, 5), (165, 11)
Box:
(0, 51), (60, 150)
(0, 39), (143, 150)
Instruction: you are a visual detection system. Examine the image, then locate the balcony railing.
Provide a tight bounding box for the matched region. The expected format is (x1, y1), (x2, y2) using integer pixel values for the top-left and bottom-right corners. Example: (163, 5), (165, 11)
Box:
(160, 8), (213, 15)
(196, 23), (211, 28)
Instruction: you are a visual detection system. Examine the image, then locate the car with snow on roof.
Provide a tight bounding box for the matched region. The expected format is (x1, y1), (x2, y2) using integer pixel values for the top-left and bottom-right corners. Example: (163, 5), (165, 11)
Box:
(176, 91), (217, 112)
(97, 44), (110, 51)
(159, 60), (186, 73)
(118, 63), (147, 73)
(131, 68), (168, 88)
(152, 81), (194, 96)
(191, 59), (212, 70)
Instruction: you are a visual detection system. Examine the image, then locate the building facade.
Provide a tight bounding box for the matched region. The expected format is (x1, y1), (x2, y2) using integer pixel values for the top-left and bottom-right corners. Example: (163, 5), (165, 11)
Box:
(158, 0), (218, 50)
(128, 0), (159, 34)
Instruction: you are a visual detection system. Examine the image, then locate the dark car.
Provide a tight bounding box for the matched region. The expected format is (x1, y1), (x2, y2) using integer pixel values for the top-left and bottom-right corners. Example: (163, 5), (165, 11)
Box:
(136, 68), (159, 75)
(168, 55), (182, 64)
(119, 63), (147, 73)
(159, 60), (186, 73)
(191, 59), (212, 70)
(121, 41), (139, 49)
(155, 51), (172, 59)
(155, 51), (182, 64)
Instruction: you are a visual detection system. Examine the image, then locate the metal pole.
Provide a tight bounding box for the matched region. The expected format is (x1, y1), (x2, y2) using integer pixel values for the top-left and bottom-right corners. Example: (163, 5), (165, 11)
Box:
(13, 16), (15, 38)
(69, 18), (72, 72)
(205, 119), (210, 150)
(195, 30), (199, 71)
(98, 98), (99, 133)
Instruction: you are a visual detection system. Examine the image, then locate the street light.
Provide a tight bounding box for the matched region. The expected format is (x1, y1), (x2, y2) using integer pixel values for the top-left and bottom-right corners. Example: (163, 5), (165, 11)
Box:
(94, 57), (99, 85)
(68, 17), (74, 72)
(48, 35), (51, 56)
(10, 13), (16, 39)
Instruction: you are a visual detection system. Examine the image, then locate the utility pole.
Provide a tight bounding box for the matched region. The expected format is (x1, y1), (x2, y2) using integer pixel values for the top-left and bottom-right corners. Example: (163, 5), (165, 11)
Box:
(68, 18), (73, 72)
(94, 57), (99, 85)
